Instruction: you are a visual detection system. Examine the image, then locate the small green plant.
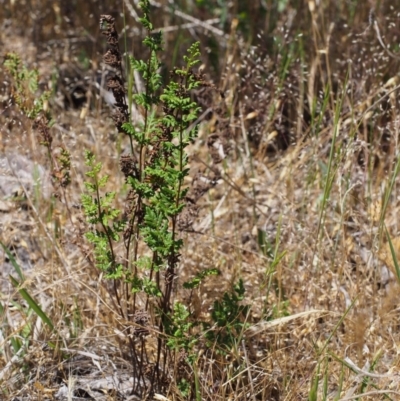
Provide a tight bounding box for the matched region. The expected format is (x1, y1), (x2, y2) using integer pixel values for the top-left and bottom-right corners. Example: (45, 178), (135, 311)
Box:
(81, 1), (210, 395)
(204, 279), (250, 354)
(4, 53), (50, 119)
(3, 53), (71, 194)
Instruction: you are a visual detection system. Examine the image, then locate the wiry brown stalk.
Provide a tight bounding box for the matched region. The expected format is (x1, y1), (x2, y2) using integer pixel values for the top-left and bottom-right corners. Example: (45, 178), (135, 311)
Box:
(100, 14), (151, 395)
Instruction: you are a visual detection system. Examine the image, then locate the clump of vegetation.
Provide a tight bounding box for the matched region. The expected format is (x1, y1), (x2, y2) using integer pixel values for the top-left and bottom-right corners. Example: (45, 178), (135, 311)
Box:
(82, 5), (212, 394)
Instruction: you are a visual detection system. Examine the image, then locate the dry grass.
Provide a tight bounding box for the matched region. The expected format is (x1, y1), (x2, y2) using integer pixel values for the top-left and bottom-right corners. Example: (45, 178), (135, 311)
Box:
(2, 0), (400, 400)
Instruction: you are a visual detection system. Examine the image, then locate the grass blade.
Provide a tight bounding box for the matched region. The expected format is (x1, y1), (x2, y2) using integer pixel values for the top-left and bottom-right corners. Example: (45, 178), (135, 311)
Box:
(9, 275), (54, 331)
(384, 227), (400, 282)
(0, 241), (25, 282)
